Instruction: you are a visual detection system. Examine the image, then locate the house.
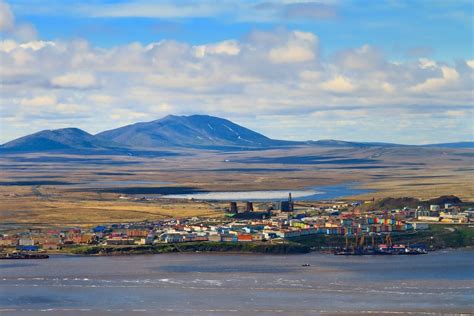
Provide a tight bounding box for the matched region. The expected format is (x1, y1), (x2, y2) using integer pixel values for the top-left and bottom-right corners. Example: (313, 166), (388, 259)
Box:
(105, 238), (135, 245)
(43, 241), (60, 250)
(0, 237), (18, 247)
(221, 234), (238, 242)
(237, 234), (253, 242)
(208, 234), (221, 242)
(162, 233), (185, 243)
(18, 237), (34, 246)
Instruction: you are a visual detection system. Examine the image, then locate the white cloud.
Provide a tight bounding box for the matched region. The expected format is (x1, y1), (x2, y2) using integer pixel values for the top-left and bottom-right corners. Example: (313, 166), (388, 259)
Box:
(445, 110), (469, 118)
(411, 66), (460, 92)
(419, 58), (437, 69)
(51, 72), (97, 89)
(382, 82), (395, 93)
(0, 25), (472, 144)
(269, 44), (315, 63)
(299, 70), (321, 81)
(335, 44), (383, 70)
(0, 1), (14, 31)
(0, 1), (38, 41)
(320, 76), (356, 93)
(87, 94), (116, 105)
(20, 95), (57, 107)
(268, 31), (317, 63)
(83, 1), (222, 18)
(293, 31), (317, 43)
(194, 40), (240, 58)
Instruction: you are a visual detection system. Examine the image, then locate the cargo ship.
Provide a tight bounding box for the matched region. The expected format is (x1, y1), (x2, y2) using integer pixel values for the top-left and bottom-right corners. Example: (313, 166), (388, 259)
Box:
(0, 252), (49, 259)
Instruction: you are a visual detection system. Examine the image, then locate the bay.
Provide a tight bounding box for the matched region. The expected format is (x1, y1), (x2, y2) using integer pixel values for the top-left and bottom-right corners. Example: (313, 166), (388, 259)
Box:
(0, 249), (473, 315)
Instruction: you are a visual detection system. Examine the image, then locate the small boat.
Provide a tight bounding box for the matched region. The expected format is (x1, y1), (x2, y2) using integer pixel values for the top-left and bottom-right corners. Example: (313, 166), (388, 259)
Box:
(301, 263), (311, 267)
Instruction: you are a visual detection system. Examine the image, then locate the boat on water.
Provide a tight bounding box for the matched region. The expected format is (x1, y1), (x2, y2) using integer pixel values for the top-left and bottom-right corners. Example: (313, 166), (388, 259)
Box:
(0, 252), (49, 259)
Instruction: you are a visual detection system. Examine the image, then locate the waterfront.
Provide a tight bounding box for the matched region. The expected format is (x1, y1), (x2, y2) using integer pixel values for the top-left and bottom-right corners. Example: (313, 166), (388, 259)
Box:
(0, 249), (473, 315)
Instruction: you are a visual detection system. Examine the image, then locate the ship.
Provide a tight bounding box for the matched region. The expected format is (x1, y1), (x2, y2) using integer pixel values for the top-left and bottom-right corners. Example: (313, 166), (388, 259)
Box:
(0, 252), (49, 259)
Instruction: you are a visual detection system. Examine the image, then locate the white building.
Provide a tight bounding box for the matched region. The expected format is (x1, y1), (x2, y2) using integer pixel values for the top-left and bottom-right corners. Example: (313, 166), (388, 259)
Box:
(18, 237), (34, 246)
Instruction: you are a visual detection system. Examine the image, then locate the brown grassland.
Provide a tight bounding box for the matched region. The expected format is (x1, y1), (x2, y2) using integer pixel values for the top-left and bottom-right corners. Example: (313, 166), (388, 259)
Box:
(1, 145), (472, 230)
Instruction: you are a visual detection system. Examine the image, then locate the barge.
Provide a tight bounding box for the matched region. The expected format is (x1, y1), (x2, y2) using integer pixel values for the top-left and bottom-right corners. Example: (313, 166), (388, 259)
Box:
(0, 252), (49, 259)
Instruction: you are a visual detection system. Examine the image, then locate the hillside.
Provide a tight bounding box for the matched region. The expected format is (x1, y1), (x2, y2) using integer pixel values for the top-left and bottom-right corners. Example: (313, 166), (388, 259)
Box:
(358, 195), (464, 211)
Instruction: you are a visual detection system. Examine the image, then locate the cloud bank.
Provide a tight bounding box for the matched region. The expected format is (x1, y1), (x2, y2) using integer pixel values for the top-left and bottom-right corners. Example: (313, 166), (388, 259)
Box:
(0, 1), (472, 144)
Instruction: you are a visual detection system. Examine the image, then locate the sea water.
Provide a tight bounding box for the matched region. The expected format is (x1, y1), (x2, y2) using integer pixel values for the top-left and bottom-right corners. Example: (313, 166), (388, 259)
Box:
(0, 249), (472, 315)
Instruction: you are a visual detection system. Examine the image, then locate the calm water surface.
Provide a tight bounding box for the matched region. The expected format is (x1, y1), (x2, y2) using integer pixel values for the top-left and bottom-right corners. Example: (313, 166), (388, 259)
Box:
(162, 183), (374, 201)
(0, 249), (473, 315)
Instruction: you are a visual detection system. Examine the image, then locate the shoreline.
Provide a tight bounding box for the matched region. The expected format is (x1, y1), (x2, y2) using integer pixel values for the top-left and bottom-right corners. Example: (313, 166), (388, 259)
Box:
(43, 240), (474, 257)
(12, 245), (474, 259)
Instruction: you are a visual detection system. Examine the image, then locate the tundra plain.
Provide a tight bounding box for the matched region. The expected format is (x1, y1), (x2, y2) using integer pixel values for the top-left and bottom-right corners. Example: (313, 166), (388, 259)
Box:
(1, 145), (473, 229)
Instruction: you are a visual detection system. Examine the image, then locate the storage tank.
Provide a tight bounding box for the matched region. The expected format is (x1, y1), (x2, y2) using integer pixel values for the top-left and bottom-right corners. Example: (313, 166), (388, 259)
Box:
(229, 202), (238, 214)
(246, 201), (254, 212)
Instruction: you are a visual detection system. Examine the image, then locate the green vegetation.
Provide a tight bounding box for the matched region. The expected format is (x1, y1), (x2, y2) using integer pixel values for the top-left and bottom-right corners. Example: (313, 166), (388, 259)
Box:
(70, 241), (310, 255)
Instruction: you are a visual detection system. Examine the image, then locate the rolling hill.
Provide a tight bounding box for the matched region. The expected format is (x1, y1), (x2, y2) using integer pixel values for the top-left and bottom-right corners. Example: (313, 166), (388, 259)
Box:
(0, 128), (118, 153)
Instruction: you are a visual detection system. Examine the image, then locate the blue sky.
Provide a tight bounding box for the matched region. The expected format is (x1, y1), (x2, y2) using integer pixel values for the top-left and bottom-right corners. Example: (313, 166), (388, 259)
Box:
(9, 0), (473, 60)
(1, 0), (473, 144)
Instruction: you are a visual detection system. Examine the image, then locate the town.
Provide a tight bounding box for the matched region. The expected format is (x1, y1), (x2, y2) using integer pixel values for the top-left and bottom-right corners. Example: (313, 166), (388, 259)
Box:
(1, 194), (472, 256)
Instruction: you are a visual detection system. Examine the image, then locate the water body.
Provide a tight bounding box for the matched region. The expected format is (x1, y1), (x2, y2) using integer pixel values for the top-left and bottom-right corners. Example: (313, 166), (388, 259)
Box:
(163, 183), (374, 201)
(0, 249), (472, 315)
(72, 180), (174, 189)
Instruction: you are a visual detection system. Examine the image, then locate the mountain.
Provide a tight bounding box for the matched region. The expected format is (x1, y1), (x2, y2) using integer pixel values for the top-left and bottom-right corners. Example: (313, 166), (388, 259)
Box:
(0, 128), (121, 153)
(1, 115), (472, 153)
(96, 114), (292, 149)
(306, 139), (402, 147)
(422, 142), (474, 149)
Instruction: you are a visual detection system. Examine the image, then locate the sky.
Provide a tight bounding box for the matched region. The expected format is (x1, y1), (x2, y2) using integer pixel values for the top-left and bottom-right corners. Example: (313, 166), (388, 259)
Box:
(0, 0), (473, 144)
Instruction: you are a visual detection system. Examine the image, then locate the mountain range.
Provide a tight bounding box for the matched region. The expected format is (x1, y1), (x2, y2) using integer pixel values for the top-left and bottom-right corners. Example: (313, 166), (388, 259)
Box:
(1, 114), (472, 154)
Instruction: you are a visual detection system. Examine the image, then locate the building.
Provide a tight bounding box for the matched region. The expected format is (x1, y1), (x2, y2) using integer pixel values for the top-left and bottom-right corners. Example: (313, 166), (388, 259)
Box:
(229, 202), (238, 214)
(246, 202), (254, 212)
(105, 238), (135, 245)
(162, 233), (185, 243)
(18, 237), (34, 246)
(237, 234), (253, 242)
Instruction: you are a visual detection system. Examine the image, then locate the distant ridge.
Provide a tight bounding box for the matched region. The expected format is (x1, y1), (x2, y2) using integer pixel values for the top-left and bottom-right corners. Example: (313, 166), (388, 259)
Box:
(1, 114), (472, 153)
(422, 142), (474, 149)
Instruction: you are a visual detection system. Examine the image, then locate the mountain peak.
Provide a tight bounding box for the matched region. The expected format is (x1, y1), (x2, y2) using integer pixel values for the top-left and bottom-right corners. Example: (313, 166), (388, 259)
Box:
(96, 114), (281, 149)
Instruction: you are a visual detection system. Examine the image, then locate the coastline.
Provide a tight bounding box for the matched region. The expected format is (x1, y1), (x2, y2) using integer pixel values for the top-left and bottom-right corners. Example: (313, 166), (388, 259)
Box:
(67, 241), (311, 256)
(54, 225), (474, 257)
